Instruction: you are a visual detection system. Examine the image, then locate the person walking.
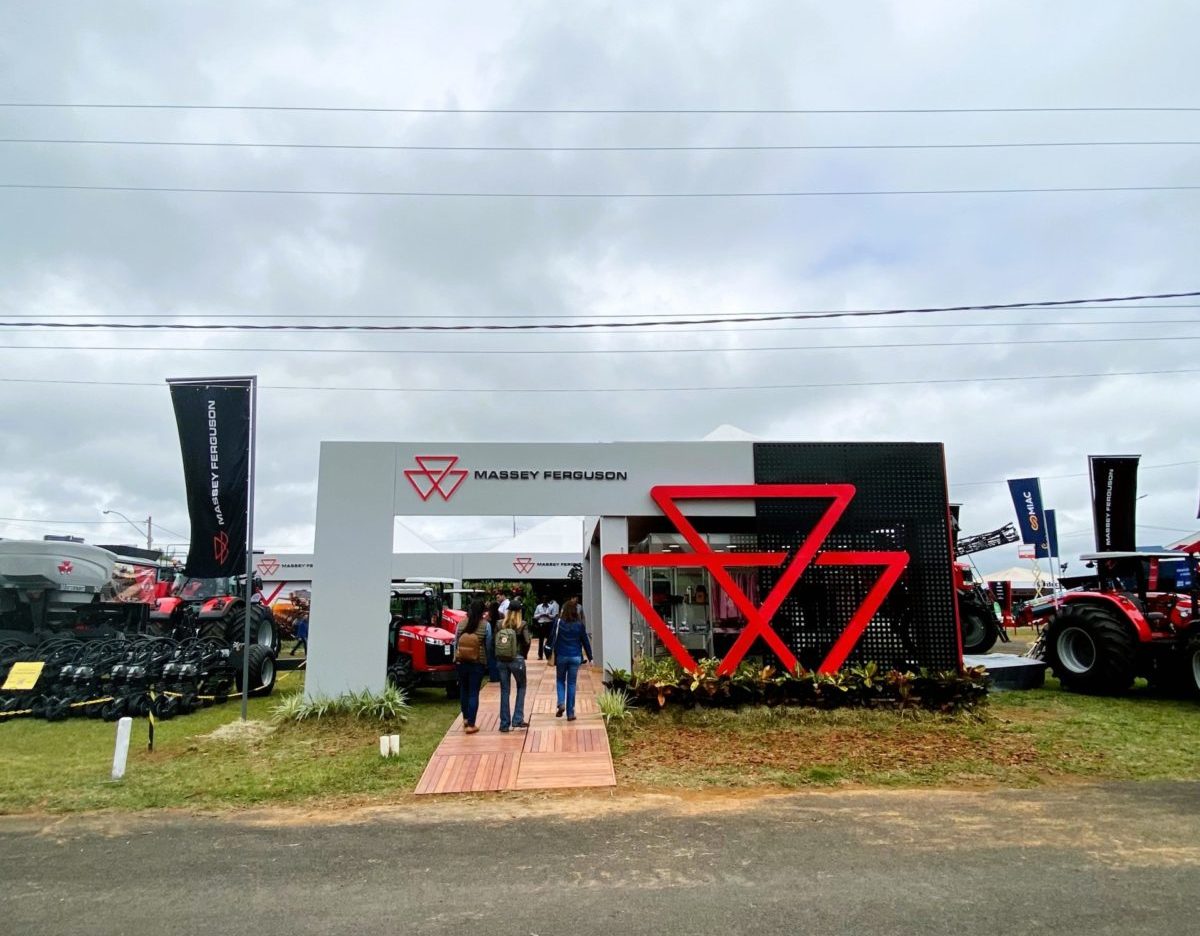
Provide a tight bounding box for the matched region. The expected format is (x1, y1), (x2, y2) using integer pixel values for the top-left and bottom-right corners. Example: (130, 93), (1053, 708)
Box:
(485, 599), (503, 683)
(550, 598), (592, 721)
(454, 600), (492, 735)
(493, 600), (531, 732)
(290, 613), (308, 655)
(533, 595), (559, 662)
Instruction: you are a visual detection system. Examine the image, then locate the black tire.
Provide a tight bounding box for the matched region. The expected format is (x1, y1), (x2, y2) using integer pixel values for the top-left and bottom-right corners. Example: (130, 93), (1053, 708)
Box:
(387, 654), (416, 691)
(1181, 634), (1200, 700)
(960, 606), (999, 655)
(226, 608), (279, 655)
(234, 644), (277, 698)
(1045, 603), (1137, 695)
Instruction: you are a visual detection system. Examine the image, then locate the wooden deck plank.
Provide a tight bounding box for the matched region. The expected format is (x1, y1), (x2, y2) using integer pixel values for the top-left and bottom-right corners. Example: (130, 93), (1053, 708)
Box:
(415, 655), (614, 795)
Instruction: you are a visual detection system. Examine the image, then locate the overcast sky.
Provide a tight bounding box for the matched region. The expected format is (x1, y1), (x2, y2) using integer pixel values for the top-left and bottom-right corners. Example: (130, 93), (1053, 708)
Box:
(1, 1), (1198, 572)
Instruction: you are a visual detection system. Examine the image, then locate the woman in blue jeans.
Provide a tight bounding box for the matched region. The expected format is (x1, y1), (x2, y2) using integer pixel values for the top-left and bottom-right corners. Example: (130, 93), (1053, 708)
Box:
(454, 600), (493, 734)
(551, 598), (592, 721)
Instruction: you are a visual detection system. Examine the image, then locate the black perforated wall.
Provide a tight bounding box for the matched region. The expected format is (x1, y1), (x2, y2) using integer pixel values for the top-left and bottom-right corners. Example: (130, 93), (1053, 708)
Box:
(753, 442), (959, 671)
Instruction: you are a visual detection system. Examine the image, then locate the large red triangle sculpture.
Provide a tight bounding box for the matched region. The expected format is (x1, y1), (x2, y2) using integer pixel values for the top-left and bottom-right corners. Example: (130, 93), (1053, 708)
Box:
(602, 485), (910, 675)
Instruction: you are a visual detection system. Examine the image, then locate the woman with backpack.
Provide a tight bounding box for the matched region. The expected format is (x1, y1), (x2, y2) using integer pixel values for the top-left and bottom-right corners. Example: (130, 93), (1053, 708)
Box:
(485, 599), (503, 683)
(454, 600), (493, 734)
(494, 599), (531, 732)
(550, 598), (593, 721)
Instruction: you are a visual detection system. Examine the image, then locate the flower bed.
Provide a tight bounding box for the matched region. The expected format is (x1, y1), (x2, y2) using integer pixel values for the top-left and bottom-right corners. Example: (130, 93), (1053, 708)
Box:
(606, 657), (988, 713)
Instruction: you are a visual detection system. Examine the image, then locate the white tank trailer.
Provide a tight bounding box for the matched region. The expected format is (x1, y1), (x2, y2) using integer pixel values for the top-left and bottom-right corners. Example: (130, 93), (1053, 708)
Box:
(0, 541), (127, 638)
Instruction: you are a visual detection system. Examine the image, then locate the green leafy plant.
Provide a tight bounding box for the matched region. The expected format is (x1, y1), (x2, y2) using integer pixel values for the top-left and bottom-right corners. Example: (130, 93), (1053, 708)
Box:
(625, 655), (989, 714)
(631, 657), (683, 709)
(605, 667), (632, 692)
(269, 691), (307, 724)
(349, 685), (411, 723)
(597, 688), (633, 726)
(271, 687), (411, 724)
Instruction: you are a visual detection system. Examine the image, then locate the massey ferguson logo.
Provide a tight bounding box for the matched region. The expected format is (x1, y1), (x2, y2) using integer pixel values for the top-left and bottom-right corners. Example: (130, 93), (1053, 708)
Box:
(208, 399), (226, 527)
(404, 455), (468, 502)
(213, 531), (230, 565)
(257, 558), (280, 576)
(513, 557), (536, 574)
(58, 561), (73, 575)
(604, 484), (910, 676)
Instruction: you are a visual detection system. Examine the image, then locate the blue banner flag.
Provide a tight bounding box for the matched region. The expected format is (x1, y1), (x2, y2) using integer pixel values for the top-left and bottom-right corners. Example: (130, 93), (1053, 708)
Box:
(1044, 508), (1060, 559)
(1007, 478), (1051, 556)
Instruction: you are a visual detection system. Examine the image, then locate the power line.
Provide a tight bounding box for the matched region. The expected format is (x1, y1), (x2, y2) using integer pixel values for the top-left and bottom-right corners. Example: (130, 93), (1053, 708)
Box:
(4, 182), (1199, 199)
(0, 515), (190, 540)
(4, 103), (1199, 115)
(0, 366), (1194, 395)
(3, 332), (1200, 357)
(4, 136), (1200, 153)
(0, 290), (1195, 332)
(0, 515), (126, 525)
(6, 305), (1199, 322)
(951, 459), (1200, 488)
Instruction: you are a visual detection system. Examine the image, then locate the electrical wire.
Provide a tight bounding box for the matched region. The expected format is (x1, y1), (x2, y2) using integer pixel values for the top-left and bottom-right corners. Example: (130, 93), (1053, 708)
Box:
(1, 290), (1196, 332)
(4, 137), (1199, 152)
(4, 103), (1199, 114)
(0, 514), (190, 540)
(950, 459), (1200, 488)
(6, 305), (1199, 322)
(3, 332), (1199, 357)
(0, 366), (1194, 395)
(4, 182), (1199, 199)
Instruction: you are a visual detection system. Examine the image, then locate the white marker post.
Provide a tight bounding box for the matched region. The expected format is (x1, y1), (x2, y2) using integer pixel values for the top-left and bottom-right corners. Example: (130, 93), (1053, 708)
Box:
(112, 716), (133, 780)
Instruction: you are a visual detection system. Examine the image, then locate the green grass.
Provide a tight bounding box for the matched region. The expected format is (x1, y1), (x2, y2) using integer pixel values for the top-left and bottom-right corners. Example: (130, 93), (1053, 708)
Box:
(5, 672), (1198, 813)
(609, 677), (1200, 790)
(0, 673), (459, 814)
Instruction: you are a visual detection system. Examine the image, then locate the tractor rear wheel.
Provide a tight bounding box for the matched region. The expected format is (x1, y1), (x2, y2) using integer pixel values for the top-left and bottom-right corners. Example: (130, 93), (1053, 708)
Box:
(226, 608), (279, 656)
(960, 606), (998, 655)
(1182, 635), (1200, 700)
(1045, 604), (1137, 695)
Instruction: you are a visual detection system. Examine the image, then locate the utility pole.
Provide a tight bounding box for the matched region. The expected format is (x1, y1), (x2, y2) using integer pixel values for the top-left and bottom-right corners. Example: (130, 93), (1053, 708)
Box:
(146, 516), (153, 552)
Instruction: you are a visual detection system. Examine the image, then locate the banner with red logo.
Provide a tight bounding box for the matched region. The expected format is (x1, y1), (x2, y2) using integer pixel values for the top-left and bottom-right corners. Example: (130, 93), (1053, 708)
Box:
(1088, 455), (1139, 552)
(168, 378), (253, 578)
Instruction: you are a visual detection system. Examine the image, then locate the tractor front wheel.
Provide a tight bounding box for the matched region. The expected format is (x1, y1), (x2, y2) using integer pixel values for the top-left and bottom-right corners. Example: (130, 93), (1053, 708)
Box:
(1045, 604), (1136, 695)
(388, 654), (416, 691)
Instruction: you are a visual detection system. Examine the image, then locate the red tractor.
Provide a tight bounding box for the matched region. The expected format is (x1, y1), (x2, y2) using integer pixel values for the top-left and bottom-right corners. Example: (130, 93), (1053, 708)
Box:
(1023, 551), (1200, 696)
(955, 561), (1006, 655)
(150, 574), (279, 656)
(386, 584), (465, 697)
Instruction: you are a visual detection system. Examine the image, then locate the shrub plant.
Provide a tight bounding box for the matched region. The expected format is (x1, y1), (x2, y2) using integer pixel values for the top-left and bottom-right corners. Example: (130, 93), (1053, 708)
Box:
(608, 658), (988, 713)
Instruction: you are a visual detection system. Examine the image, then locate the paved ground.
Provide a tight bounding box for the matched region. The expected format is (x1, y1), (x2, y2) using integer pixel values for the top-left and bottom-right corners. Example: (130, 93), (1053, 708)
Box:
(2, 782), (1197, 936)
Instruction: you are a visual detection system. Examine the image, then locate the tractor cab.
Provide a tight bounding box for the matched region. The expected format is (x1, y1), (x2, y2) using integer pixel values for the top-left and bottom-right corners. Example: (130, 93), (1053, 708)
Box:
(150, 573), (279, 653)
(1077, 551), (1198, 634)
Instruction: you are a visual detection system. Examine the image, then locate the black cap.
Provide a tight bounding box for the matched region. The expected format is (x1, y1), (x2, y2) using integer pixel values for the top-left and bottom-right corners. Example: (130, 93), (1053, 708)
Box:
(509, 597), (524, 611)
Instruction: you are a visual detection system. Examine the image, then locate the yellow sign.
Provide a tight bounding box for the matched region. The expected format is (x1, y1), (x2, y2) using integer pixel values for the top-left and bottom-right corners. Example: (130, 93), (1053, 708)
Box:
(2, 661), (45, 691)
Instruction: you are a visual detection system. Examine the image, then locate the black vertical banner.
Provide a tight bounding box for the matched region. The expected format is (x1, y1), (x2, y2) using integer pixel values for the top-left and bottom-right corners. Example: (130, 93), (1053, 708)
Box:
(168, 379), (251, 577)
(1089, 455), (1140, 552)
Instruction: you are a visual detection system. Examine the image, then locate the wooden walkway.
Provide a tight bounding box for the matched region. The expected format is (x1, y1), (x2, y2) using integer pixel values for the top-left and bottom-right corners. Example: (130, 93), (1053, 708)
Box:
(414, 659), (615, 794)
